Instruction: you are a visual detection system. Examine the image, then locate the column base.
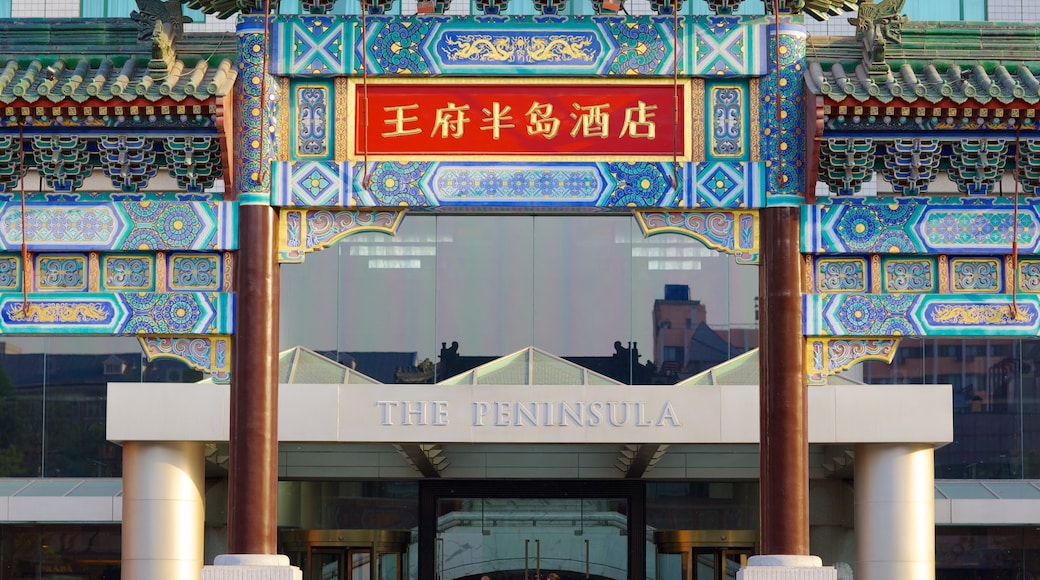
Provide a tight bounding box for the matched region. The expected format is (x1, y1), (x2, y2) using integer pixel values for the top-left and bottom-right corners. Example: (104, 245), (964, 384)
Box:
(201, 554), (302, 580)
(737, 555), (837, 580)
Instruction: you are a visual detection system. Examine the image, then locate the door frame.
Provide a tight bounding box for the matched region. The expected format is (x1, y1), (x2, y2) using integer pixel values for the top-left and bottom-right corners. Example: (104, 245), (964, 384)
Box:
(419, 480), (646, 580)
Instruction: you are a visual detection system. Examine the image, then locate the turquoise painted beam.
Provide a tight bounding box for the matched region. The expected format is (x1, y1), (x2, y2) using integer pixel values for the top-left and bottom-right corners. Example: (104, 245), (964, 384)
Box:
(272, 160), (766, 208)
(0, 292), (233, 335)
(804, 293), (1040, 338)
(802, 196), (1037, 255)
(0, 201), (238, 251)
(267, 14), (771, 77)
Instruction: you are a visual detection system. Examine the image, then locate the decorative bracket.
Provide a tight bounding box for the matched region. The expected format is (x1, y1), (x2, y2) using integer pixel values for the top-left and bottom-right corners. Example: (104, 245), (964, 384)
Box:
(805, 337), (900, 385)
(139, 335), (231, 383)
(633, 210), (759, 264)
(278, 208), (407, 263)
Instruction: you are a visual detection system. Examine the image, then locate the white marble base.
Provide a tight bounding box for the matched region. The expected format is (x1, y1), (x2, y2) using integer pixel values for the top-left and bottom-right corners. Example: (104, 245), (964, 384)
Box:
(736, 555), (838, 580)
(201, 554), (302, 580)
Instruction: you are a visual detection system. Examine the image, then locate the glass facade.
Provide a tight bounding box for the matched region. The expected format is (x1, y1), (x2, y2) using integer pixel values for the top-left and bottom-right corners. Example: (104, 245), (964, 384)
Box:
(0, 337), (202, 479)
(279, 215), (758, 385)
(0, 524), (121, 580)
(861, 338), (1040, 479)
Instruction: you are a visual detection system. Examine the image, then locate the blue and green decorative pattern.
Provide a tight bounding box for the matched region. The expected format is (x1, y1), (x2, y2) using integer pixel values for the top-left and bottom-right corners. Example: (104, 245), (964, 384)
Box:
(274, 160), (767, 208)
(36, 255), (87, 291)
(805, 294), (1040, 337)
(759, 22), (805, 205)
(103, 255), (155, 291)
(803, 197), (1037, 255)
(0, 202), (237, 251)
(815, 257), (867, 293)
(237, 16), (279, 203)
(0, 292), (233, 335)
(140, 336), (231, 383)
(269, 15), (769, 77)
(279, 208), (407, 263)
(634, 209), (758, 264)
(706, 81), (749, 161)
(292, 81), (334, 160)
(685, 162), (764, 207)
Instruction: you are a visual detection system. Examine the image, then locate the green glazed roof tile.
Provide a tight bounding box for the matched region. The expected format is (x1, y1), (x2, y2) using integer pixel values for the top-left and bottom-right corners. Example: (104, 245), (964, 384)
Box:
(0, 56), (237, 104)
(807, 21), (1040, 105)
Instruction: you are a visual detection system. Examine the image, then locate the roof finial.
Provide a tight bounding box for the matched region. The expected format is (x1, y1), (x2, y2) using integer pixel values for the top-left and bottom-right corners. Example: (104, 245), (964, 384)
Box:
(132, 0), (194, 43)
(848, 0), (908, 80)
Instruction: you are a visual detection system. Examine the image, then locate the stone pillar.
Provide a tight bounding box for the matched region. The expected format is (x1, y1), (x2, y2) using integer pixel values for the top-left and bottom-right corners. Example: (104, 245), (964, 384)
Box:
(122, 441), (205, 580)
(855, 443), (936, 580)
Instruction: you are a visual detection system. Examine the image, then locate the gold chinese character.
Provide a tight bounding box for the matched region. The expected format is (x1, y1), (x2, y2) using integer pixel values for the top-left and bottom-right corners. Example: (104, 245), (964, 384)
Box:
(381, 104), (422, 138)
(620, 101), (658, 139)
(569, 103), (610, 138)
(481, 102), (515, 140)
(526, 102), (560, 140)
(431, 102), (471, 139)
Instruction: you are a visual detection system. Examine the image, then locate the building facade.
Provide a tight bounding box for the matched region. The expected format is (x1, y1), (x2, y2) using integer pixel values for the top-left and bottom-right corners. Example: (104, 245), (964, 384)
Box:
(1, 0), (1040, 579)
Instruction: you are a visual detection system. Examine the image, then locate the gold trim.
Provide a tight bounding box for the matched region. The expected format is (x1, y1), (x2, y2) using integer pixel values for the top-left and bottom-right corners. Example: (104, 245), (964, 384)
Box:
(223, 251), (234, 291)
(870, 254), (881, 293)
(156, 251), (167, 292)
(88, 251), (100, 292)
(802, 254), (814, 294)
(690, 79), (705, 162)
(335, 77), (349, 161)
(1006, 254), (1016, 294)
(938, 254), (950, 293)
(749, 78), (760, 160)
(346, 77), (695, 162)
(278, 77), (291, 161)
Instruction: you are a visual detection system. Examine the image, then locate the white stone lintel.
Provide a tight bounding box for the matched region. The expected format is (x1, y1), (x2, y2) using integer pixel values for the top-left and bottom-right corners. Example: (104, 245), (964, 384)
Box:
(201, 554), (302, 580)
(737, 555), (837, 580)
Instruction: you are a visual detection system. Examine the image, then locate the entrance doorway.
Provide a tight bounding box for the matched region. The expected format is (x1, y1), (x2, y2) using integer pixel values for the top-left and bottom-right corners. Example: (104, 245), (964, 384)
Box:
(281, 529), (411, 580)
(420, 481), (645, 580)
(654, 530), (756, 580)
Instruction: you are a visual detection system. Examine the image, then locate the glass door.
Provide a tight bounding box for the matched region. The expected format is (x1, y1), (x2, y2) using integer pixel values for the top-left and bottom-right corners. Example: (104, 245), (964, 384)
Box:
(654, 530), (756, 580)
(281, 530), (411, 580)
(691, 548), (751, 580)
(434, 497), (629, 580)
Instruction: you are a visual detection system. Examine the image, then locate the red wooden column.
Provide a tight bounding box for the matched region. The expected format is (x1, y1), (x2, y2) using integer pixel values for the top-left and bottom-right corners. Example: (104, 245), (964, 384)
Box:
(758, 205), (808, 556)
(228, 14), (280, 555)
(757, 15), (809, 557)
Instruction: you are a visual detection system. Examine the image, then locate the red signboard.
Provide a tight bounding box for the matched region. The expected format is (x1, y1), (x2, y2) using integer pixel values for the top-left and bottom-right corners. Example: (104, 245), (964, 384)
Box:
(349, 80), (691, 160)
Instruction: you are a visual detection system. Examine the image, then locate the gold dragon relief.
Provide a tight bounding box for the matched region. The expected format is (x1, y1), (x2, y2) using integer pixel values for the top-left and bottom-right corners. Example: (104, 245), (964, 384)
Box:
(4, 301), (113, 324)
(929, 303), (1036, 325)
(442, 33), (596, 63)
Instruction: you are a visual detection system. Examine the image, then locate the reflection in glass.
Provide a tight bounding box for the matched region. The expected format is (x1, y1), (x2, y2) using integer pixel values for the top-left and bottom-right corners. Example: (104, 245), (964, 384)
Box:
(279, 216), (759, 385)
(862, 338), (1040, 479)
(435, 497), (627, 580)
(0, 337), (201, 478)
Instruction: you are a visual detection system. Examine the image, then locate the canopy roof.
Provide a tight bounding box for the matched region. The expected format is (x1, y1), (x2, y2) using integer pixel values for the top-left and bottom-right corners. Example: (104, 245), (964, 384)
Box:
(437, 346), (623, 386)
(679, 348), (863, 386)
